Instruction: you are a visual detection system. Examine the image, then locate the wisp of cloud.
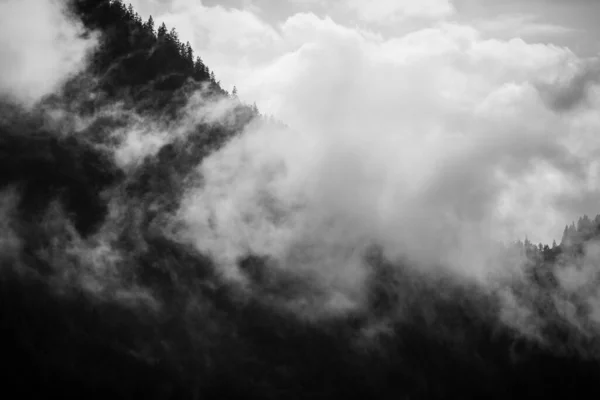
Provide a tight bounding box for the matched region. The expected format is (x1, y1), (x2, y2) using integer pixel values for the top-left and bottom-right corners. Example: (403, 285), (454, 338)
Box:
(0, 0), (97, 107)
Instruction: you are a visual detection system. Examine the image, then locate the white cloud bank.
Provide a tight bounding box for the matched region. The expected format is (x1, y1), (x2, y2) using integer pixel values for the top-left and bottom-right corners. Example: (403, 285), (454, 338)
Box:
(346, 0), (455, 23)
(0, 0), (97, 106)
(125, 1), (600, 309)
(475, 14), (576, 38)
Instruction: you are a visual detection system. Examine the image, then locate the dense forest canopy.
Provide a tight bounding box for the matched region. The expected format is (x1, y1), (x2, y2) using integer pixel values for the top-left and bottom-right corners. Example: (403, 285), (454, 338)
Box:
(1, 0), (600, 399)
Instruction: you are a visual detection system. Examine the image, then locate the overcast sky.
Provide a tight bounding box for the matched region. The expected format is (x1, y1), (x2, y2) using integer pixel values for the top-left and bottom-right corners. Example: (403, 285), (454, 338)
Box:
(126, 0), (600, 246)
(128, 0), (600, 107)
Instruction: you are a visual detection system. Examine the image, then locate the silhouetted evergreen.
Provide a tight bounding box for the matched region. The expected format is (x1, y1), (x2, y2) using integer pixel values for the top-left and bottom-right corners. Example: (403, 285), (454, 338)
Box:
(68, 0), (251, 117)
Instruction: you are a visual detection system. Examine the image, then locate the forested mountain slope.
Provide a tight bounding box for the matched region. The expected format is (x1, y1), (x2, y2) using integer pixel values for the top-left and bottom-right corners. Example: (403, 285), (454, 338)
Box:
(1, 1), (600, 399)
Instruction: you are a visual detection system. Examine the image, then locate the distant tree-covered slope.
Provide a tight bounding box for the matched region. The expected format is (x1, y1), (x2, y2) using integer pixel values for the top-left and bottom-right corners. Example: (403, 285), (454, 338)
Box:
(71, 0), (223, 104)
(65, 0), (266, 130)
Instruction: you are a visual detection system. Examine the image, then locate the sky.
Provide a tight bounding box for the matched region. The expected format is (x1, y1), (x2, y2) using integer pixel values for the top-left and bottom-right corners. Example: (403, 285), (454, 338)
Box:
(126, 0), (600, 108)
(131, 0), (600, 57)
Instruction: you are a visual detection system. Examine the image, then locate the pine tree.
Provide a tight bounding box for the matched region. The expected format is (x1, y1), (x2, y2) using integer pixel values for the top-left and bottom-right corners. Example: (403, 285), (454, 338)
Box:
(168, 27), (179, 44)
(144, 15), (155, 35)
(579, 214), (592, 237)
(157, 22), (167, 39)
(194, 56), (206, 80)
(114, 0), (127, 15)
(561, 225), (569, 245)
(232, 86), (238, 97)
(185, 42), (194, 64)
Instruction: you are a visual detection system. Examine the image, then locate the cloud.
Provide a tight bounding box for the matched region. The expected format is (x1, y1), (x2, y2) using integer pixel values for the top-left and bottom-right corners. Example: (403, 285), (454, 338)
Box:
(346, 0), (455, 23)
(475, 14), (576, 38)
(168, 6), (600, 313)
(110, 85), (245, 169)
(115, 1), (600, 322)
(538, 58), (600, 112)
(0, 0), (97, 107)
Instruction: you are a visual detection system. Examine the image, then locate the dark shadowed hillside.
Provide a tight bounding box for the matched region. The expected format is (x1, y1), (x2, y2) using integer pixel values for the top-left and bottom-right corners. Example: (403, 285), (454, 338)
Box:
(1, 1), (600, 399)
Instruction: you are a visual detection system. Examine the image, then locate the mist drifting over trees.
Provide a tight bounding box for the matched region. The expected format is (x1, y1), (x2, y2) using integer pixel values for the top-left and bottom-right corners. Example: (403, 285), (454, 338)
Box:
(2, 1), (600, 399)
